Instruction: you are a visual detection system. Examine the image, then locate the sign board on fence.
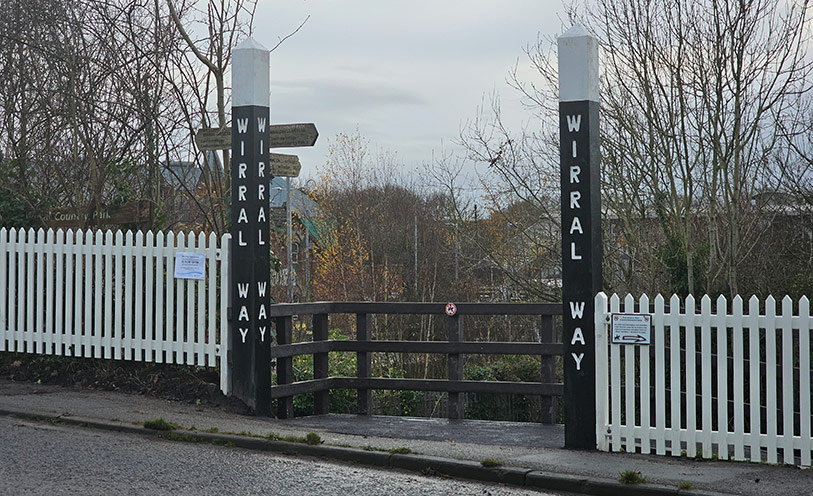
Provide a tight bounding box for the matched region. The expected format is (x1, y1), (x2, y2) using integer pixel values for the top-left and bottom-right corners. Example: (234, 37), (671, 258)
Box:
(610, 314), (651, 345)
(45, 200), (151, 229)
(174, 252), (206, 280)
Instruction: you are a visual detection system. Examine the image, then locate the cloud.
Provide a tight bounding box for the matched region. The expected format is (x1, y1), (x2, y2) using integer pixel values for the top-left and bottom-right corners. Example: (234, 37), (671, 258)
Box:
(273, 77), (427, 110)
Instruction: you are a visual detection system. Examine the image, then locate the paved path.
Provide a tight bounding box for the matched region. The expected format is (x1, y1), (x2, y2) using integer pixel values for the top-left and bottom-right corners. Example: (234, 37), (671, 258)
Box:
(1, 379), (809, 496)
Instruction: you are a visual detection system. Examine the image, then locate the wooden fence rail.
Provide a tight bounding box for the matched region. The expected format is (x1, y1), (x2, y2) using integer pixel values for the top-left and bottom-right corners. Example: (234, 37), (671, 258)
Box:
(270, 302), (563, 423)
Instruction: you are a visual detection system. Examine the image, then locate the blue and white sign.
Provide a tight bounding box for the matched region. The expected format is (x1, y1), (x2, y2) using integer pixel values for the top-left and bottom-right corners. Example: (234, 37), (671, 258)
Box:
(174, 252), (206, 280)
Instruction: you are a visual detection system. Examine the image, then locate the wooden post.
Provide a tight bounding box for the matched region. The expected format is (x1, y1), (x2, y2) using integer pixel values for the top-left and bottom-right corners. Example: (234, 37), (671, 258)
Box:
(540, 314), (556, 424)
(229, 37), (272, 415)
(313, 313), (329, 415)
(356, 312), (372, 415)
(275, 315), (294, 419)
(447, 314), (464, 420)
(558, 25), (602, 449)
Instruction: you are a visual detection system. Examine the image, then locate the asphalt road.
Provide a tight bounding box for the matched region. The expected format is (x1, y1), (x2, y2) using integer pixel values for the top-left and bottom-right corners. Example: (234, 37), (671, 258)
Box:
(0, 417), (557, 496)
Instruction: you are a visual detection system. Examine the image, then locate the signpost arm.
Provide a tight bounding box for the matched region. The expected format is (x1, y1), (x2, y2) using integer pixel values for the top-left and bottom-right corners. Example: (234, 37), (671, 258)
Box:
(558, 25), (602, 450)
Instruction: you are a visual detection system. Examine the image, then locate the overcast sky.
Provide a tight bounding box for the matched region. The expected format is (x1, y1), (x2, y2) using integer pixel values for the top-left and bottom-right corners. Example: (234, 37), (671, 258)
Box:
(250, 1), (567, 183)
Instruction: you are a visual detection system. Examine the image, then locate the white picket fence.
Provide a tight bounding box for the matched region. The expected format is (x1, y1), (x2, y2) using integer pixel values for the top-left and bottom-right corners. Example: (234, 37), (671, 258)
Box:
(0, 228), (231, 394)
(595, 292), (813, 466)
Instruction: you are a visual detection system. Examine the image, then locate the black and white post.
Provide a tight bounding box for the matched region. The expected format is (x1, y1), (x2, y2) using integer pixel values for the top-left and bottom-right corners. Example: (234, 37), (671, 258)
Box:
(230, 37), (272, 415)
(558, 26), (602, 450)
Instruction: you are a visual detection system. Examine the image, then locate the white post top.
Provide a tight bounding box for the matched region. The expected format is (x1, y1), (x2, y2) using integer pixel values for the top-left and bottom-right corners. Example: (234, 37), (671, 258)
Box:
(232, 37), (270, 107)
(557, 25), (599, 103)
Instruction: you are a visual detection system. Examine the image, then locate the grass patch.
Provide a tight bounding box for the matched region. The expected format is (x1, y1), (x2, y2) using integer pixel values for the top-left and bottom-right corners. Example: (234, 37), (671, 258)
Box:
(481, 458), (503, 468)
(266, 432), (322, 445)
(304, 432), (322, 445)
(388, 447), (414, 455)
(160, 432), (235, 448)
(143, 418), (180, 431)
(678, 481), (692, 490)
(618, 470), (647, 485)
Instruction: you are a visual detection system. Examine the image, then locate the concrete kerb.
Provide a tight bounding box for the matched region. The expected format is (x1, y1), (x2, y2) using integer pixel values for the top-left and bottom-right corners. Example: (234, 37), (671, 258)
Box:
(0, 407), (720, 496)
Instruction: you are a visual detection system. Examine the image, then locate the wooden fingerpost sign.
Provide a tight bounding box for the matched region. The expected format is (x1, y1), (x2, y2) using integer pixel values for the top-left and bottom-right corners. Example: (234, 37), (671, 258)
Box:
(230, 37), (272, 415)
(558, 26), (602, 450)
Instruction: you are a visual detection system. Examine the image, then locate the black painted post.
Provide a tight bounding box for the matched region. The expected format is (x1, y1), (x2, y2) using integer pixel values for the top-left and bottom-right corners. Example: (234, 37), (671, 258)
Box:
(275, 315), (294, 419)
(313, 313), (329, 415)
(540, 314), (556, 424)
(559, 26), (602, 449)
(447, 314), (464, 420)
(229, 38), (272, 416)
(356, 312), (372, 415)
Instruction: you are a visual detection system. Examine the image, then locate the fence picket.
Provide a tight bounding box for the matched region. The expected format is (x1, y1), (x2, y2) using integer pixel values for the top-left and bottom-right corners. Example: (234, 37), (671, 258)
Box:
(44, 229), (55, 355)
(113, 231), (124, 360)
(800, 296), (811, 467)
(167, 231), (176, 364)
(0, 228), (8, 352)
(654, 294), (666, 455)
(639, 294), (651, 455)
(700, 295), (712, 458)
(154, 231), (165, 363)
(123, 231), (133, 360)
(748, 295), (762, 462)
(594, 292), (609, 451)
(142, 231), (154, 362)
(206, 232), (217, 368)
(131, 231), (142, 362)
(623, 294), (636, 453)
(780, 296), (794, 465)
(27, 229), (36, 353)
(732, 296), (745, 460)
(669, 294), (681, 456)
(103, 230), (113, 360)
(685, 295), (697, 457)
(610, 293), (621, 451)
(219, 234), (230, 395)
(83, 230), (93, 358)
(63, 230), (75, 357)
(765, 296), (778, 464)
(715, 295), (728, 460)
(196, 232), (207, 366)
(185, 232), (196, 366)
(54, 230), (65, 356)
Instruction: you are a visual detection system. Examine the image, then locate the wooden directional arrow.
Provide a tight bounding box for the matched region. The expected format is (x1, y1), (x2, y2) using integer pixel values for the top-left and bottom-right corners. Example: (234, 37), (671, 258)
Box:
(195, 127), (231, 151)
(270, 153), (301, 177)
(195, 123), (318, 150)
(268, 123), (318, 148)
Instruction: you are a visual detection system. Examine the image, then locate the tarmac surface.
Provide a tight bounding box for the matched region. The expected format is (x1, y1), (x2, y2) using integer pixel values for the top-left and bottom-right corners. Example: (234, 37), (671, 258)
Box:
(1, 379), (810, 496)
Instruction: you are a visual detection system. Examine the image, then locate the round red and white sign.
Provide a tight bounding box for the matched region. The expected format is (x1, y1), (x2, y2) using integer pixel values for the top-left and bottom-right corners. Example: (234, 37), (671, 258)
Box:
(445, 302), (457, 316)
